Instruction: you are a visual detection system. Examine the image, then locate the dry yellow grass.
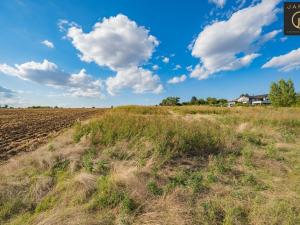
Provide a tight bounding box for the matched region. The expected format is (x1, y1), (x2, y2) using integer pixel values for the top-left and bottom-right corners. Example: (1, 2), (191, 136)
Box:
(1, 105), (300, 225)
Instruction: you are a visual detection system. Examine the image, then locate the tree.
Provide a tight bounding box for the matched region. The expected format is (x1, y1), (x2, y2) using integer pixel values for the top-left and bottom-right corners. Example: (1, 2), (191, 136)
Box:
(198, 98), (207, 105)
(160, 97), (180, 106)
(206, 97), (218, 105)
(269, 79), (296, 107)
(218, 98), (228, 106)
(240, 93), (249, 97)
(190, 96), (198, 105)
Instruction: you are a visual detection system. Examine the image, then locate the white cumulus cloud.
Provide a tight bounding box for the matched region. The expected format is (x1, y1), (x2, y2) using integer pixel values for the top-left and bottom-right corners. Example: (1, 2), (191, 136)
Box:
(41, 40), (54, 48)
(0, 60), (103, 98)
(262, 48), (300, 72)
(190, 0), (280, 80)
(162, 57), (170, 64)
(167, 75), (187, 84)
(152, 65), (159, 70)
(0, 60), (69, 86)
(209, 0), (226, 8)
(68, 69), (104, 98)
(66, 14), (163, 95)
(173, 64), (182, 70)
(106, 67), (163, 95)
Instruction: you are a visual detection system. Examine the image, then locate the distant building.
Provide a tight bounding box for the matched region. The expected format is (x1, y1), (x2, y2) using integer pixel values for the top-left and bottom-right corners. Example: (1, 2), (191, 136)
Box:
(228, 94), (271, 106)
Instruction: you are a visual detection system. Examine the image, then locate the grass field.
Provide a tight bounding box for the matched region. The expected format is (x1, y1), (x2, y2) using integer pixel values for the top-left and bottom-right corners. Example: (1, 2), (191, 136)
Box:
(1, 106), (300, 225)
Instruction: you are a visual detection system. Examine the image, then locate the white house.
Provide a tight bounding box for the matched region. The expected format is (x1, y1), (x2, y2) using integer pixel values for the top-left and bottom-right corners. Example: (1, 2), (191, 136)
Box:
(228, 94), (271, 106)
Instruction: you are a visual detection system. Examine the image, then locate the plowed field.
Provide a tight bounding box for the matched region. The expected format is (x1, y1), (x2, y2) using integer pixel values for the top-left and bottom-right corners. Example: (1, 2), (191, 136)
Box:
(0, 108), (106, 160)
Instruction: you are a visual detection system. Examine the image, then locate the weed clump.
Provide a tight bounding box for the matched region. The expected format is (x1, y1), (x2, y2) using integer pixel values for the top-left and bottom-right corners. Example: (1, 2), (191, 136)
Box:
(73, 112), (232, 166)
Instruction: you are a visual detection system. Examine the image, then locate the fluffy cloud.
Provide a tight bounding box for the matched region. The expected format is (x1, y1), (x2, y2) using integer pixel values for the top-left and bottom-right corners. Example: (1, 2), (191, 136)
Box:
(0, 60), (69, 86)
(173, 64), (182, 70)
(0, 60), (103, 98)
(0, 86), (15, 98)
(67, 14), (159, 70)
(106, 67), (163, 95)
(262, 48), (300, 72)
(190, 0), (280, 80)
(66, 14), (163, 95)
(167, 75), (187, 84)
(41, 40), (54, 48)
(68, 69), (104, 98)
(260, 30), (281, 44)
(162, 57), (170, 64)
(152, 65), (159, 70)
(209, 0), (226, 8)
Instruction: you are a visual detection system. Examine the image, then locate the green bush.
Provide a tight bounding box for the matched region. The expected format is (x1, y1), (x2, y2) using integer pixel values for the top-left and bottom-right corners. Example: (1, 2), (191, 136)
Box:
(95, 160), (110, 175)
(0, 198), (26, 222)
(35, 196), (57, 213)
(121, 194), (136, 213)
(91, 176), (125, 210)
(82, 148), (97, 173)
(147, 180), (163, 196)
(51, 159), (70, 175)
(166, 170), (205, 193)
(269, 79), (296, 107)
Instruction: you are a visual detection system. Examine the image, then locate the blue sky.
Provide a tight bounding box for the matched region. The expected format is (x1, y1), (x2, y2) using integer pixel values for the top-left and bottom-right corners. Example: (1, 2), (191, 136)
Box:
(0, 0), (299, 107)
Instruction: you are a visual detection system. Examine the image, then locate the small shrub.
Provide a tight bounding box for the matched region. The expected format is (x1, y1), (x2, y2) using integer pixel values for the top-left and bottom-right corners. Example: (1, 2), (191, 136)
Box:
(48, 143), (55, 152)
(82, 148), (97, 173)
(241, 174), (257, 186)
(82, 155), (93, 173)
(223, 206), (249, 225)
(73, 121), (92, 143)
(206, 172), (218, 183)
(147, 180), (163, 196)
(210, 155), (235, 175)
(89, 176), (125, 210)
(95, 160), (110, 175)
(166, 170), (205, 193)
(242, 147), (254, 167)
(265, 144), (284, 161)
(51, 159), (70, 175)
(281, 128), (296, 143)
(35, 196), (57, 213)
(200, 201), (225, 224)
(0, 198), (26, 221)
(240, 174), (268, 191)
(239, 132), (263, 146)
(121, 194), (136, 213)
(188, 172), (204, 193)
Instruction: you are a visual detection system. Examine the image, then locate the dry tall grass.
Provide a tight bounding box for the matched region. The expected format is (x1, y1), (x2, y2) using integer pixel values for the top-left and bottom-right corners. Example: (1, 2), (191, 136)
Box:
(1, 106), (300, 225)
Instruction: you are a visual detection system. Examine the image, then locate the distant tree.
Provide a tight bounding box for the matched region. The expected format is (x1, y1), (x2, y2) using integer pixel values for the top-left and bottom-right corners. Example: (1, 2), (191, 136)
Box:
(218, 98), (228, 106)
(160, 97), (180, 106)
(190, 96), (198, 105)
(206, 97), (218, 105)
(269, 79), (296, 107)
(4, 105), (8, 109)
(198, 98), (207, 105)
(181, 101), (190, 105)
(240, 93), (249, 97)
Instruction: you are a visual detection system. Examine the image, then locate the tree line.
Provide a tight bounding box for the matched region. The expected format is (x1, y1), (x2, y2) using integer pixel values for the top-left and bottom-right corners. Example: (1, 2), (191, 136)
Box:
(160, 96), (228, 106)
(160, 79), (300, 107)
